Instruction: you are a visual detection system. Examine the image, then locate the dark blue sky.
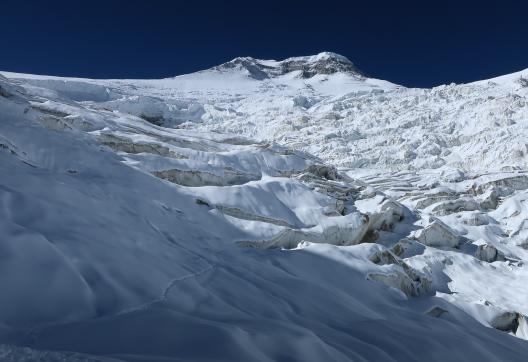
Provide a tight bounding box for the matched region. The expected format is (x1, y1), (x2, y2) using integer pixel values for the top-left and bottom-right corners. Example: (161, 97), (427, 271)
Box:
(2, 0), (528, 87)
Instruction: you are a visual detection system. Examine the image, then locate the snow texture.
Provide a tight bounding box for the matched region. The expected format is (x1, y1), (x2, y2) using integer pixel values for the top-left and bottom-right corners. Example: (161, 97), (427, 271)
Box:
(2, 53), (528, 361)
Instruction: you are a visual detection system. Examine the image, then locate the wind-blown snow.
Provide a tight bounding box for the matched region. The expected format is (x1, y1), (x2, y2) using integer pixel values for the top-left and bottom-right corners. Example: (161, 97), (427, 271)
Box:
(2, 52), (528, 361)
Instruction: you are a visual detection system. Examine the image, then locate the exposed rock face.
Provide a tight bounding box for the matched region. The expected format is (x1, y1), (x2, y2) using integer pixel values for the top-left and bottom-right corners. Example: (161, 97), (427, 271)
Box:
(279, 53), (364, 79)
(475, 243), (505, 263)
(215, 52), (364, 80)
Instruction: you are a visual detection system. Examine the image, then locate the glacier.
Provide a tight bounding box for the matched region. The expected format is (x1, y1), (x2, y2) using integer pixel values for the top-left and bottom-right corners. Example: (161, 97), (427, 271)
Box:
(1, 52), (528, 361)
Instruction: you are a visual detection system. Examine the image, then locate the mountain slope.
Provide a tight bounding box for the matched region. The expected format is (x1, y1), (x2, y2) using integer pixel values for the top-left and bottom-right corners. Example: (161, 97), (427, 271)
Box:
(1, 55), (528, 361)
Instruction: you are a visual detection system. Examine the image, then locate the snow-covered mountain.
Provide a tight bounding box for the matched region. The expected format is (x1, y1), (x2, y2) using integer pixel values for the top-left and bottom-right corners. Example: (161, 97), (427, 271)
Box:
(1, 53), (528, 361)
(212, 52), (366, 79)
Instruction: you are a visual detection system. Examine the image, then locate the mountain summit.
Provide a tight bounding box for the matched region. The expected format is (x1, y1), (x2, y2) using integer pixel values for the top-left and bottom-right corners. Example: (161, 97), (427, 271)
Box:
(214, 52), (364, 80)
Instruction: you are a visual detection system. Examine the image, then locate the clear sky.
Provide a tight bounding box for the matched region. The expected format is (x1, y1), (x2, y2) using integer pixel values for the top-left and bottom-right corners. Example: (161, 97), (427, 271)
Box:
(2, 0), (528, 87)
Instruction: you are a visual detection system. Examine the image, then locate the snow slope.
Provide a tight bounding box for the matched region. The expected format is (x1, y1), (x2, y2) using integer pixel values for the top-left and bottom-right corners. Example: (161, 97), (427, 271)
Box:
(2, 53), (528, 361)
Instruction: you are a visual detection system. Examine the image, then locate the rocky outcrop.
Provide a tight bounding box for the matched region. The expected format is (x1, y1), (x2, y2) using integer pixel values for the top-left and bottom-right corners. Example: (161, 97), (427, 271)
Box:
(475, 243), (506, 263)
(215, 52), (364, 80)
(280, 53), (363, 79)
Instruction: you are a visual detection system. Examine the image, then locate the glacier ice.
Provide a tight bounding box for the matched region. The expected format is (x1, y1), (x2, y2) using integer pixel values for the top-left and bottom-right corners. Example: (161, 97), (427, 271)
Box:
(2, 54), (528, 360)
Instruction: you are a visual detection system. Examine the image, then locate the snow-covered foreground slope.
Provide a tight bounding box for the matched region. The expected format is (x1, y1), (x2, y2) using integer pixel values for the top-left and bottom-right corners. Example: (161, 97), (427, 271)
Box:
(2, 54), (528, 361)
